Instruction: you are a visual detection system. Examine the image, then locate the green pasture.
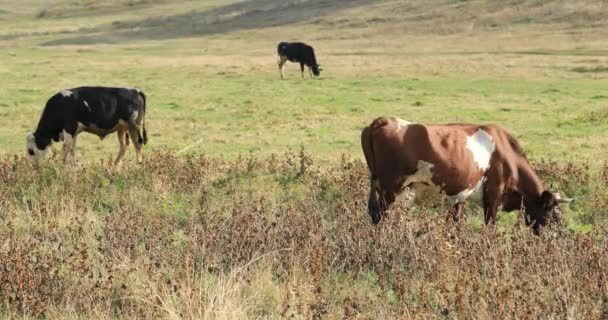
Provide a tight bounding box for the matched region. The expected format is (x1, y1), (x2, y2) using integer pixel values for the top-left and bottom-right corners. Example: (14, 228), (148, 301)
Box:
(1, 44), (607, 163)
(0, 0), (607, 164)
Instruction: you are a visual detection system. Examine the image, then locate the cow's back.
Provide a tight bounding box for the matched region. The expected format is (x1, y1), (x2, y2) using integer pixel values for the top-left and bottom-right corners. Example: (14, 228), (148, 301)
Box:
(417, 124), (495, 193)
(365, 118), (497, 197)
(277, 42), (315, 62)
(72, 87), (142, 127)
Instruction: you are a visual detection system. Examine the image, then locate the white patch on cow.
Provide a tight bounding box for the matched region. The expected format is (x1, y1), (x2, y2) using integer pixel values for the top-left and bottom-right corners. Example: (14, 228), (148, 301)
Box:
(83, 100), (91, 111)
(449, 177), (485, 205)
(62, 130), (73, 145)
(403, 160), (434, 186)
(400, 160), (442, 205)
(466, 129), (495, 171)
(60, 89), (72, 97)
(76, 122), (86, 134)
(396, 118), (411, 128)
(394, 118), (411, 133)
(399, 160), (486, 208)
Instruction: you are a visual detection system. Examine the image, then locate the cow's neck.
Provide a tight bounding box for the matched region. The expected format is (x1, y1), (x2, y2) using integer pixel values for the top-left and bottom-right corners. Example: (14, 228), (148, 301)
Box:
(516, 162), (544, 199)
(33, 119), (59, 150)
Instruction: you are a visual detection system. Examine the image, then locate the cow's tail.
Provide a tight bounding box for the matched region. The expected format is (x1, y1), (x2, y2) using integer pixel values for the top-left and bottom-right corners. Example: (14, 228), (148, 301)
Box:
(361, 119), (384, 224)
(138, 90), (148, 145)
(361, 125), (375, 180)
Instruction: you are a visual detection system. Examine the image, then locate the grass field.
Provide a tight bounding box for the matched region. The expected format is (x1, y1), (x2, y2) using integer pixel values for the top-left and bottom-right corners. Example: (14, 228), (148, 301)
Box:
(1, 0), (608, 319)
(1, 0), (608, 162)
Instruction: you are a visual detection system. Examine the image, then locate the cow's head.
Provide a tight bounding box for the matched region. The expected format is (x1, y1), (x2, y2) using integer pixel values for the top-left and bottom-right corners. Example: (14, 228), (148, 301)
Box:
(525, 190), (574, 232)
(312, 64), (322, 77)
(26, 133), (48, 165)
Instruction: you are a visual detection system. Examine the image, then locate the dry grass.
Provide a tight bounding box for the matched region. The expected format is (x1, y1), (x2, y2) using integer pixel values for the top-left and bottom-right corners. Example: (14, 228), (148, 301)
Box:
(1, 151), (607, 319)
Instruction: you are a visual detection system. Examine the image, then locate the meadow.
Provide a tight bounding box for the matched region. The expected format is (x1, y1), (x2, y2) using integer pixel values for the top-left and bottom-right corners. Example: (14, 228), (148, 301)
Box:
(1, 0), (608, 318)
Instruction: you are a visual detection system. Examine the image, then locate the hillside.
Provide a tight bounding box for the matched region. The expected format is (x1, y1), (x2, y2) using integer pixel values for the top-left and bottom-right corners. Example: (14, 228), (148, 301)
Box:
(1, 0), (607, 48)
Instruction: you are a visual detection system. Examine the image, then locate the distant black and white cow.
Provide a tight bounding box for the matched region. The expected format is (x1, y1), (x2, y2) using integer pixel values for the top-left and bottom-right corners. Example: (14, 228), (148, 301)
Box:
(26, 86), (148, 166)
(277, 42), (322, 79)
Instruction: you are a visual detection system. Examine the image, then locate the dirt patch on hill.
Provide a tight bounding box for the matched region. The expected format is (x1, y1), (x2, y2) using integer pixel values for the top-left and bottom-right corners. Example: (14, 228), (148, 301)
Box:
(32, 0), (608, 47)
(43, 0), (375, 45)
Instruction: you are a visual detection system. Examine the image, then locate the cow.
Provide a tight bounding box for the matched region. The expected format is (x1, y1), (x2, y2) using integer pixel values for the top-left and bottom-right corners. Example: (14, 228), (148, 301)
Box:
(26, 86), (148, 166)
(361, 117), (574, 233)
(277, 42), (322, 79)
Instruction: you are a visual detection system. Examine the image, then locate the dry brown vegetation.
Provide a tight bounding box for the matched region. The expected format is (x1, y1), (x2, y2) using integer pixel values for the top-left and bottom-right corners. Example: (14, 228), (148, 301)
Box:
(1, 151), (607, 319)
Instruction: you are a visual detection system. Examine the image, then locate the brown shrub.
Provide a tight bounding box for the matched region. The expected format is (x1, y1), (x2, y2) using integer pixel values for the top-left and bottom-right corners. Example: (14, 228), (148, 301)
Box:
(0, 151), (606, 319)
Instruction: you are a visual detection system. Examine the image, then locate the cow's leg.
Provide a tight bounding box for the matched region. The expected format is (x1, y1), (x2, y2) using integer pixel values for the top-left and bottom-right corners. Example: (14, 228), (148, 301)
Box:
(50, 131), (63, 160)
(127, 126), (143, 163)
(367, 177), (382, 224)
(482, 184), (502, 225)
(300, 63), (305, 78)
(381, 190), (397, 218)
(483, 202), (498, 225)
(449, 202), (465, 222)
(309, 66), (314, 78)
(372, 176), (402, 223)
(114, 127), (128, 165)
(49, 145), (60, 160)
(61, 136), (70, 163)
(69, 134), (78, 163)
(278, 56), (287, 79)
(62, 133), (77, 164)
(61, 123), (79, 164)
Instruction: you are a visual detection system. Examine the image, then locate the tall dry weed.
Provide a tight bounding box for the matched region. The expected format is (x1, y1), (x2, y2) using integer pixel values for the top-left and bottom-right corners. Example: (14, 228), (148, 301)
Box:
(0, 151), (606, 319)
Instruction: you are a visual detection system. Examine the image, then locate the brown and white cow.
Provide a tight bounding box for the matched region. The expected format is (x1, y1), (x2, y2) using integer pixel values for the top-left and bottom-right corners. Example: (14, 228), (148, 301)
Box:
(361, 117), (573, 232)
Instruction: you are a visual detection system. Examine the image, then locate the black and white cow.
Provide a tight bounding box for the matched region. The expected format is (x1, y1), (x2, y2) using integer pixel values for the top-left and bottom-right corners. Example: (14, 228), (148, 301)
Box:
(277, 42), (322, 79)
(26, 86), (148, 165)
